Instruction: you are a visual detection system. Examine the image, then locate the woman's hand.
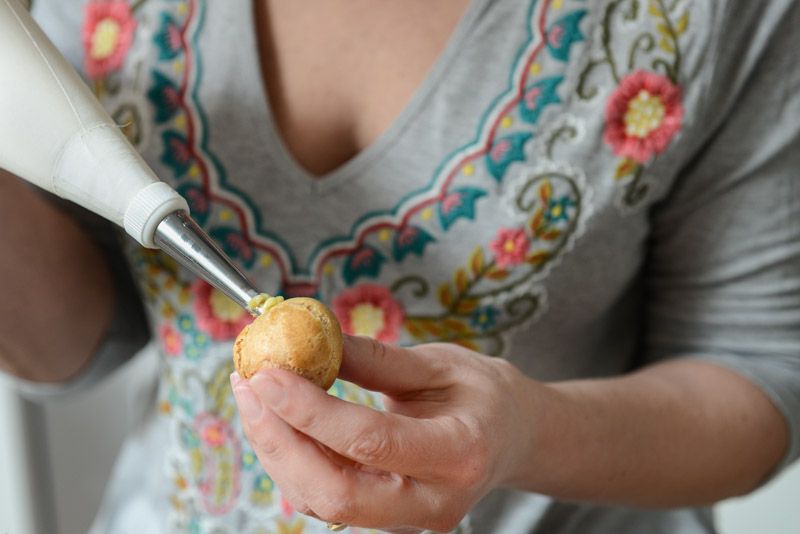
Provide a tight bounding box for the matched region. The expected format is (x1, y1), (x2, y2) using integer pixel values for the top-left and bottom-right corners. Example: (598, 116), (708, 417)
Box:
(230, 335), (542, 532)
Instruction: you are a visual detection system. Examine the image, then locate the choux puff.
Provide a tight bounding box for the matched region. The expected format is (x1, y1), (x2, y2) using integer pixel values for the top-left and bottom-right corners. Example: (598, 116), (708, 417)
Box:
(234, 296), (343, 389)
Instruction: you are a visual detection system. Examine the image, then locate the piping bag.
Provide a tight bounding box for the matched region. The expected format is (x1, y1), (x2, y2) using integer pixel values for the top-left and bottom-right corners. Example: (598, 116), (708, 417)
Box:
(0, 0), (262, 314)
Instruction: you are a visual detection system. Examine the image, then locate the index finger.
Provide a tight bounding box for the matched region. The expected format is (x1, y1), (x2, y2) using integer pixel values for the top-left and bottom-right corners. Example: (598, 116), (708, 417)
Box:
(339, 336), (451, 394)
(249, 368), (470, 479)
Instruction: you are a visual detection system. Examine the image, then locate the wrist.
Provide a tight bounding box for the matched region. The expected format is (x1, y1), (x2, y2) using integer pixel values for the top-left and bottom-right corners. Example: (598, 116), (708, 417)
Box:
(492, 363), (576, 493)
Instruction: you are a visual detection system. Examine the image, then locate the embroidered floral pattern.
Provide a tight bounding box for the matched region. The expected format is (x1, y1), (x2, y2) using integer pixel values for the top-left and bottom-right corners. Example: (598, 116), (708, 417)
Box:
(82, 1), (137, 80)
(332, 284), (405, 343)
(490, 228), (531, 269)
(192, 279), (253, 341)
(604, 70), (683, 163)
(400, 171), (585, 355)
(94, 0), (701, 529)
(577, 0), (690, 206)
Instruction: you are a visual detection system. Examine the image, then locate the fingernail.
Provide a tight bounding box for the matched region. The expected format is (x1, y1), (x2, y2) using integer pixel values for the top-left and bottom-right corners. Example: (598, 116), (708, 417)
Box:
(230, 372), (242, 388)
(233, 383), (263, 420)
(250, 371), (283, 406)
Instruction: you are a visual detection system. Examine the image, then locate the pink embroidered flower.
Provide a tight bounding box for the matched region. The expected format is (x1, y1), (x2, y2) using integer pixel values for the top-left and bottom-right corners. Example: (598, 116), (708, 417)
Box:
(192, 280), (253, 341)
(603, 70), (683, 163)
(158, 323), (182, 356)
(490, 228), (530, 269)
(332, 284), (405, 343)
(201, 420), (227, 448)
(81, 1), (137, 80)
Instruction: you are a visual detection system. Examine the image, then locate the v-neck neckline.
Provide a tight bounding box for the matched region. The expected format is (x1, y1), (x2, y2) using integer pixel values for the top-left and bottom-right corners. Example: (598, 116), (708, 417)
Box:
(243, 0), (488, 193)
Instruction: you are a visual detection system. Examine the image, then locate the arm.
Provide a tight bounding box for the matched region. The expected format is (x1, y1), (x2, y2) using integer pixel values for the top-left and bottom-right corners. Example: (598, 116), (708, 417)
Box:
(517, 358), (787, 506)
(0, 170), (114, 383)
(231, 336), (792, 531)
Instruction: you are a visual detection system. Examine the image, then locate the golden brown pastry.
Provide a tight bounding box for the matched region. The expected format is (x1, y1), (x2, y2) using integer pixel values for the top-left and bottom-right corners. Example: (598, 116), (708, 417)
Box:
(234, 297), (343, 389)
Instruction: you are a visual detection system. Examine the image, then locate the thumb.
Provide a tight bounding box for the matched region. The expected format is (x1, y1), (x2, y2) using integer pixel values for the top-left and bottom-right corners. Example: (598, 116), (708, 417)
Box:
(338, 335), (449, 394)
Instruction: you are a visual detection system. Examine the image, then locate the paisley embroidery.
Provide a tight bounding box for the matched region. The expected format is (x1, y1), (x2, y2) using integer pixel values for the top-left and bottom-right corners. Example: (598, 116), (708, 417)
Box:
(399, 167), (586, 355)
(577, 0), (689, 206)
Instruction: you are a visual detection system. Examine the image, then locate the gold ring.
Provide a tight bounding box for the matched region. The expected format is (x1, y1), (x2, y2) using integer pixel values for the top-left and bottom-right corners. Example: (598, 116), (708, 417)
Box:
(326, 522), (348, 531)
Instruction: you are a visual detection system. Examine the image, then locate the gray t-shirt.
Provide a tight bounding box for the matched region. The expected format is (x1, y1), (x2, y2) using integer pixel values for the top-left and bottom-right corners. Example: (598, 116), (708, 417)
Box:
(19, 0), (800, 532)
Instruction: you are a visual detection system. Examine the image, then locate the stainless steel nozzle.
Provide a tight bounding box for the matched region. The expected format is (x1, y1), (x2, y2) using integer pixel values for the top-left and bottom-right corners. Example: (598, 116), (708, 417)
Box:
(154, 211), (260, 314)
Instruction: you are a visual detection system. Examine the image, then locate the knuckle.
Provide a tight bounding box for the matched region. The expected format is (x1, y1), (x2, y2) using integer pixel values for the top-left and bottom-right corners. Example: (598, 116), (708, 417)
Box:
(250, 432), (283, 460)
(458, 444), (491, 488)
(366, 336), (389, 363)
(288, 402), (317, 432)
(314, 492), (359, 525)
(347, 425), (395, 465)
(451, 428), (492, 488)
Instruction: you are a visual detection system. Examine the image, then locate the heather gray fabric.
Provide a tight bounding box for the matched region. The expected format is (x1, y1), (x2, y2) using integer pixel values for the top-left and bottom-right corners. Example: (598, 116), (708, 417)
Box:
(7, 0), (800, 532)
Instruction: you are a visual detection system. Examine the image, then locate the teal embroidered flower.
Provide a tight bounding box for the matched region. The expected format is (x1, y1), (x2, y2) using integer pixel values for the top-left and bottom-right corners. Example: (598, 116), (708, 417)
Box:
(547, 11), (587, 62)
(438, 187), (487, 230)
(177, 313), (195, 333)
(176, 183), (209, 227)
(544, 196), (576, 224)
(343, 245), (386, 285)
(471, 306), (497, 332)
(147, 71), (181, 123)
(160, 130), (193, 177)
(208, 227), (255, 269)
(180, 424), (200, 448)
(485, 132), (532, 181)
(519, 76), (563, 124)
(392, 225), (435, 261)
(153, 13), (183, 60)
(241, 450), (257, 470)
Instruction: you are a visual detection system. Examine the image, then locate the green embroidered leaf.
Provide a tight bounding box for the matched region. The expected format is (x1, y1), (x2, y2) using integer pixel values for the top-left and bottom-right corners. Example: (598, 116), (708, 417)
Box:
(529, 208), (546, 234)
(454, 268), (469, 294)
(456, 299), (479, 315)
(469, 247), (485, 277)
(420, 320), (444, 337)
(526, 251), (550, 265)
(675, 11), (689, 34)
(659, 36), (675, 53)
(647, 0), (662, 18)
(614, 158), (639, 180)
(405, 320), (425, 339)
(539, 180), (553, 204)
(486, 267), (510, 281)
(442, 318), (470, 334)
(656, 22), (671, 37)
(540, 229), (562, 241)
(438, 283), (454, 308)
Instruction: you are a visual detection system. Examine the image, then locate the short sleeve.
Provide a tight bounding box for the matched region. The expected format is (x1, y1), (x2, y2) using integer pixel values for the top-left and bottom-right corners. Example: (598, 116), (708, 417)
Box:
(2, 1), (151, 400)
(644, 1), (800, 473)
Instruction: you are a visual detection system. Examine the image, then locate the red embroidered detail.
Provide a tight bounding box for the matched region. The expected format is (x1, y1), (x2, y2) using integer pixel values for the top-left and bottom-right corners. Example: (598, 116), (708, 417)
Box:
(332, 284), (405, 343)
(81, 1), (137, 80)
(191, 279), (253, 341)
(603, 70), (683, 163)
(489, 228), (531, 268)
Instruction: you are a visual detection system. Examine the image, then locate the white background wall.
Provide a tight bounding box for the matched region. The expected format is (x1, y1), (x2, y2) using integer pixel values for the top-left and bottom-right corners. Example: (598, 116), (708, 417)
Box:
(2, 352), (800, 534)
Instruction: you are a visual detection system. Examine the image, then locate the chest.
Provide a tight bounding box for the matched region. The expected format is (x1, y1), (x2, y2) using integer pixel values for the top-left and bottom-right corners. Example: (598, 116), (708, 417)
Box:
(254, 0), (470, 176)
(91, 0), (710, 361)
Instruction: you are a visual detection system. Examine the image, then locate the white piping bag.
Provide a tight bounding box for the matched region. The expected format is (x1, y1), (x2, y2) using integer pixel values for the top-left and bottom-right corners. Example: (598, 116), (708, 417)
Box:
(0, 0), (260, 312)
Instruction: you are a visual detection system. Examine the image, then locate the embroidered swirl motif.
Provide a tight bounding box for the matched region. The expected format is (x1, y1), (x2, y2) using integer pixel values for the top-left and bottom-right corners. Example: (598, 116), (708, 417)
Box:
(577, 0), (689, 206)
(392, 171), (585, 356)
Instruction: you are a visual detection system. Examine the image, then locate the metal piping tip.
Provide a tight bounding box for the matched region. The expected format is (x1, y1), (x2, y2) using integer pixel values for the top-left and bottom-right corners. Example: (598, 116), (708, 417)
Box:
(153, 211), (261, 315)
